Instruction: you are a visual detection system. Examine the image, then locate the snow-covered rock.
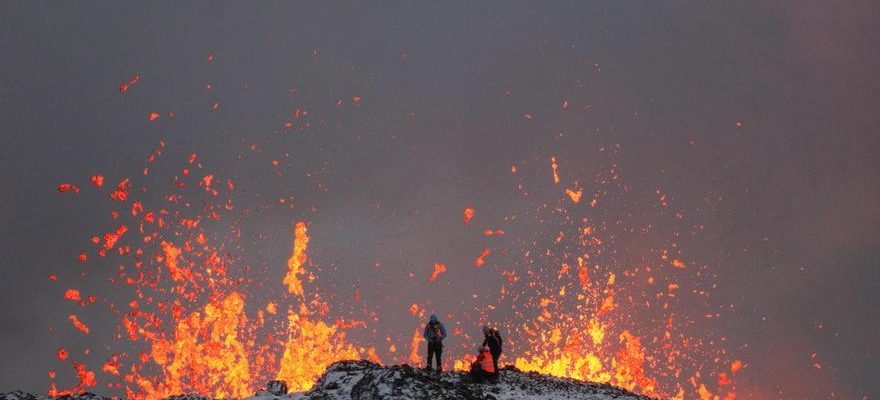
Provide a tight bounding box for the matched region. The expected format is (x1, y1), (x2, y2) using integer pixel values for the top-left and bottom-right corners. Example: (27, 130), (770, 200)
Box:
(252, 360), (654, 400)
(2, 361), (654, 400)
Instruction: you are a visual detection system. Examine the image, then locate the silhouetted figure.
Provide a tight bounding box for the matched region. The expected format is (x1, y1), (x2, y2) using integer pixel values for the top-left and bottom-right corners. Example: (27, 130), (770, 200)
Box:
(423, 314), (447, 371)
(467, 346), (496, 383)
(481, 325), (503, 375)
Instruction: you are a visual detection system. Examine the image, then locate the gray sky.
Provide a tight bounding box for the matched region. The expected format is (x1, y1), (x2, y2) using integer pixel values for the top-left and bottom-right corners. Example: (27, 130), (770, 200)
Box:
(1, 1), (878, 399)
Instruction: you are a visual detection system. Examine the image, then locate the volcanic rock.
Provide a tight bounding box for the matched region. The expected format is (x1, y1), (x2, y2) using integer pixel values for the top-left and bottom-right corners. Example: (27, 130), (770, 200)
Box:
(253, 360), (655, 400)
(1, 391), (40, 400)
(254, 380), (288, 397)
(165, 395), (211, 400)
(2, 360), (655, 400)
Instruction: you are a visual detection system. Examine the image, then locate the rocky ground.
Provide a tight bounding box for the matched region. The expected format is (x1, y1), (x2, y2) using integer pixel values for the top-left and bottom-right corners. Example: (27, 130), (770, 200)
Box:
(2, 361), (656, 400)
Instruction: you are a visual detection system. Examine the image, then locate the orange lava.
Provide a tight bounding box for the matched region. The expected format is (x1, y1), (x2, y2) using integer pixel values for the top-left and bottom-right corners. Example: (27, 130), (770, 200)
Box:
(275, 313), (360, 392)
(474, 248), (491, 267)
(68, 314), (90, 335)
(565, 188), (583, 203)
(428, 262), (447, 282)
(551, 156), (561, 184)
(57, 183), (79, 194)
(463, 206), (475, 224)
(119, 75), (140, 94)
(63, 289), (81, 302)
(134, 293), (252, 399)
(50, 135), (741, 400)
(283, 222), (309, 297)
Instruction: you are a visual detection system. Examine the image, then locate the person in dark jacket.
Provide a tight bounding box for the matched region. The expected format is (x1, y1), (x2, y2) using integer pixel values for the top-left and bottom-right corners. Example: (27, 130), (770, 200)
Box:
(423, 314), (447, 371)
(481, 325), (503, 375)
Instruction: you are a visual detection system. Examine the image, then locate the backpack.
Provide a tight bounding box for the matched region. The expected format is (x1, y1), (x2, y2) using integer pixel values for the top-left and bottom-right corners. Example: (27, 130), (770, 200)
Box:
(427, 321), (443, 342)
(486, 329), (503, 354)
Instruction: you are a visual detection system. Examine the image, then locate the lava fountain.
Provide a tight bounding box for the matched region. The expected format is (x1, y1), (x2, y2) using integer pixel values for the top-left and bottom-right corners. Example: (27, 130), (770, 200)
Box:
(50, 91), (740, 400)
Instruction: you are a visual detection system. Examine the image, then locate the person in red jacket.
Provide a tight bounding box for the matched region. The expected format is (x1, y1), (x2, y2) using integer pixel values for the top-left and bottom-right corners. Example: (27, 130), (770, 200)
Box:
(467, 346), (496, 383)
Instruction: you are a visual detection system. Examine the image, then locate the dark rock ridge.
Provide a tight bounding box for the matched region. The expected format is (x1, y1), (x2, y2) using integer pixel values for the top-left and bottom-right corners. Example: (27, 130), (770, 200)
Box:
(2, 360), (657, 400)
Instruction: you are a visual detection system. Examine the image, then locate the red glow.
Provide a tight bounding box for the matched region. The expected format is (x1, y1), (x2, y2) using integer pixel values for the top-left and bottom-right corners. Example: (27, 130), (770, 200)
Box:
(90, 174), (104, 187)
(550, 156), (560, 184)
(474, 248), (491, 267)
(109, 178), (130, 201)
(64, 289), (81, 302)
(118, 75), (140, 94)
(428, 262), (447, 282)
(463, 207), (475, 224)
(57, 184), (79, 194)
(68, 315), (90, 335)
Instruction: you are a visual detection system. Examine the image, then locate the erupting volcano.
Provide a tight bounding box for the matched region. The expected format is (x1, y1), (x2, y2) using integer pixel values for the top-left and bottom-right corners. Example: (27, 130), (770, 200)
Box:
(3, 2), (877, 400)
(42, 132), (743, 399)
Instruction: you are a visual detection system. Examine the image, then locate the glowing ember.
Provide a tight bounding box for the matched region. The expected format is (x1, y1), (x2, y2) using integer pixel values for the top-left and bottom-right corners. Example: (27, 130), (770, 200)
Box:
(671, 259), (687, 269)
(90, 173), (104, 187)
(463, 206), (475, 224)
(56, 348), (68, 362)
(102, 355), (121, 376)
(119, 75), (140, 93)
(565, 188), (583, 203)
(428, 262), (447, 282)
(109, 178), (130, 201)
(57, 183), (79, 194)
(731, 359), (743, 373)
(68, 315), (89, 335)
(550, 156), (560, 184)
(63, 289), (81, 302)
(474, 248), (491, 267)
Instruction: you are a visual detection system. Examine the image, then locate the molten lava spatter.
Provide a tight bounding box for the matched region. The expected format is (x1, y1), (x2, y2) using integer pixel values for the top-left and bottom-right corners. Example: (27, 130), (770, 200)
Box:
(439, 152), (740, 399)
(51, 77), (743, 400)
(428, 262), (447, 282)
(136, 293), (251, 399)
(275, 313), (360, 392)
(283, 222), (309, 297)
(51, 147), (379, 399)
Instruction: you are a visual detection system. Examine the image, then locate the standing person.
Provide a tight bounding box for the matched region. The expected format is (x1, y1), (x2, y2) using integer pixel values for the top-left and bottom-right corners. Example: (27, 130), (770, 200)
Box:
(481, 325), (503, 376)
(423, 314), (447, 371)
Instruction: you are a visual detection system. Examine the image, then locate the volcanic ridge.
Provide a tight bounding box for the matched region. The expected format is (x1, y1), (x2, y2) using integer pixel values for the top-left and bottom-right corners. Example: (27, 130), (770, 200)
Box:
(2, 360), (655, 400)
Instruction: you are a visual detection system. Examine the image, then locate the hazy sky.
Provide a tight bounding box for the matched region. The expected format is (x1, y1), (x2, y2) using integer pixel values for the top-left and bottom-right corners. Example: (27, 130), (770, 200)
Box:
(1, 2), (878, 398)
